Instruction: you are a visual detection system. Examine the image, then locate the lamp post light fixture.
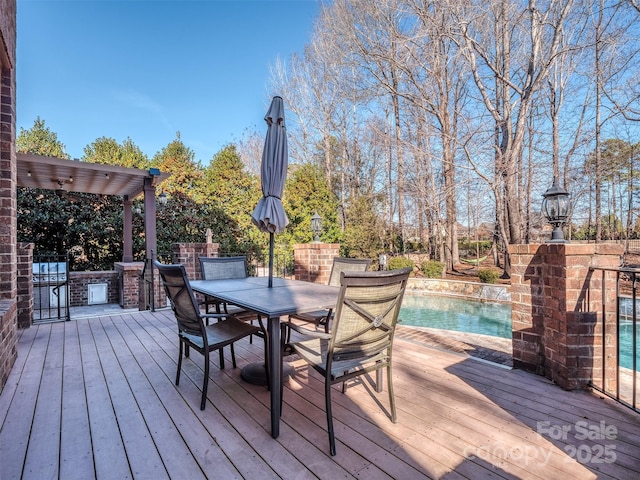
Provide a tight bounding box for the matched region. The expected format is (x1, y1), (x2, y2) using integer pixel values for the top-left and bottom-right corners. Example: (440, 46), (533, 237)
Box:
(311, 211), (322, 242)
(541, 177), (571, 243)
(158, 192), (168, 206)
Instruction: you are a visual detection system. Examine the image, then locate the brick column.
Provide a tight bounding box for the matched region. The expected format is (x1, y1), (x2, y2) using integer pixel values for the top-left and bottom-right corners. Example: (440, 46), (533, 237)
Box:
(509, 243), (623, 390)
(16, 242), (33, 328)
(293, 243), (339, 284)
(172, 242), (219, 280)
(114, 262), (144, 309)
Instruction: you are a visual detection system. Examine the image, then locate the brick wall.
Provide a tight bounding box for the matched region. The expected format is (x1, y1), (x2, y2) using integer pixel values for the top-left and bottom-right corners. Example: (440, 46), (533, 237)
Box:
(68, 271), (120, 306)
(509, 243), (622, 390)
(293, 243), (340, 284)
(0, 299), (16, 388)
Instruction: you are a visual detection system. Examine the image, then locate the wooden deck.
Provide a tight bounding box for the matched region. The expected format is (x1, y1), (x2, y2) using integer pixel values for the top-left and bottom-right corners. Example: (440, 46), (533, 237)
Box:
(1, 309), (639, 479)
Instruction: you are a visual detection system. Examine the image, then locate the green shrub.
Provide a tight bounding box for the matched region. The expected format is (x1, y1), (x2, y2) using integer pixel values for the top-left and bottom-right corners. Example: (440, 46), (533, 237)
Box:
(387, 256), (414, 271)
(478, 268), (500, 284)
(420, 260), (444, 278)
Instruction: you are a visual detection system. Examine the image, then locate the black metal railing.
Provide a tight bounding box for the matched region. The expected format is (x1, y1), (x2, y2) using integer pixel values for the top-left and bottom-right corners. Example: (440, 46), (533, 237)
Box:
(140, 250), (173, 312)
(218, 250), (294, 279)
(33, 253), (70, 323)
(588, 266), (639, 413)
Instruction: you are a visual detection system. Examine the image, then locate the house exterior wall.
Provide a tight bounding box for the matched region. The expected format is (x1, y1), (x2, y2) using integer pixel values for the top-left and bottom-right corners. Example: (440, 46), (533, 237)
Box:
(0, 0), (16, 392)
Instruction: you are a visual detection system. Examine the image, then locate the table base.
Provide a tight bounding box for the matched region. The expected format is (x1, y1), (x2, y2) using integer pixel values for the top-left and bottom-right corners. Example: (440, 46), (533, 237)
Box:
(241, 362), (294, 386)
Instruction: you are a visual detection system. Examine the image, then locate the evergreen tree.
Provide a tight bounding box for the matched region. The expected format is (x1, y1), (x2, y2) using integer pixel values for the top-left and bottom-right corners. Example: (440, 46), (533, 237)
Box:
(342, 194), (384, 261)
(152, 132), (205, 201)
(17, 117), (68, 158)
(281, 163), (341, 246)
(203, 144), (260, 235)
(83, 136), (150, 169)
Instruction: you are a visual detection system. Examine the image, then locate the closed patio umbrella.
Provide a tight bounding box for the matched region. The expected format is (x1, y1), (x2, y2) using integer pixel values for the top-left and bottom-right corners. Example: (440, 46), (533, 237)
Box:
(251, 96), (289, 287)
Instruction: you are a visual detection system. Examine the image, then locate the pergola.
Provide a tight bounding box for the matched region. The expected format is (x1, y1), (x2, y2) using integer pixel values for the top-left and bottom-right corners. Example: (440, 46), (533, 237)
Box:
(16, 153), (170, 263)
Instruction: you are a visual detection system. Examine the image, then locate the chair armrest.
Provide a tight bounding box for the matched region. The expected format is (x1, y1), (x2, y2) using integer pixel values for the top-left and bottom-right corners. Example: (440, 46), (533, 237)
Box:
(283, 320), (332, 339)
(201, 313), (230, 321)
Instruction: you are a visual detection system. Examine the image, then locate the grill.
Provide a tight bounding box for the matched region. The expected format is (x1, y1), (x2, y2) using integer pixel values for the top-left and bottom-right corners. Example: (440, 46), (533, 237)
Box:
(33, 262), (68, 284)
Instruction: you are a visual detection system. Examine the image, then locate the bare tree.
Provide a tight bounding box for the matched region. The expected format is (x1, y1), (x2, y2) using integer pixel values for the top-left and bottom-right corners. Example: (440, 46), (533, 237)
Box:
(395, 0), (472, 269)
(319, 0), (410, 248)
(266, 0), (640, 268)
(235, 128), (264, 177)
(591, 1), (640, 240)
(456, 0), (577, 275)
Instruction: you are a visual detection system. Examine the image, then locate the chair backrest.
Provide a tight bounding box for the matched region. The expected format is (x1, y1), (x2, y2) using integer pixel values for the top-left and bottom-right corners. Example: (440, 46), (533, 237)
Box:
(328, 268), (411, 367)
(199, 256), (248, 281)
(328, 257), (372, 287)
(155, 261), (205, 337)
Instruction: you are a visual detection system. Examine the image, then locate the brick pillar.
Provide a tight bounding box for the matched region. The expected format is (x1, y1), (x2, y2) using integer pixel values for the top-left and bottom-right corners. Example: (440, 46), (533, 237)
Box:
(509, 243), (623, 390)
(172, 242), (219, 280)
(293, 243), (339, 284)
(114, 262), (145, 309)
(16, 242), (33, 328)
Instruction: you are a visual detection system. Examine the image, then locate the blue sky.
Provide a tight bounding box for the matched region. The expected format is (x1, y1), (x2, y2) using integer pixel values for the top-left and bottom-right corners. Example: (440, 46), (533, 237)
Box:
(17, 0), (320, 163)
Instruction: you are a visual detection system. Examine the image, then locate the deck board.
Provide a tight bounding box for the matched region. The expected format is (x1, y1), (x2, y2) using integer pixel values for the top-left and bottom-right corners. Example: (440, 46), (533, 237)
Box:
(90, 316), (169, 478)
(59, 321), (93, 479)
(77, 318), (132, 480)
(6, 325), (53, 478)
(1, 309), (640, 479)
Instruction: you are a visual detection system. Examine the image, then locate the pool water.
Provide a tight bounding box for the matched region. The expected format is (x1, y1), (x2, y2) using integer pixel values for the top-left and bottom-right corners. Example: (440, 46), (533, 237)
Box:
(618, 322), (640, 371)
(399, 295), (511, 338)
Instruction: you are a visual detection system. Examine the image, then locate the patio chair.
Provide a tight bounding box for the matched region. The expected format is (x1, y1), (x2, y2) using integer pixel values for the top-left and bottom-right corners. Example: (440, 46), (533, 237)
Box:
(198, 256), (262, 344)
(155, 261), (261, 410)
(287, 267), (411, 456)
(198, 256), (250, 315)
(282, 257), (371, 342)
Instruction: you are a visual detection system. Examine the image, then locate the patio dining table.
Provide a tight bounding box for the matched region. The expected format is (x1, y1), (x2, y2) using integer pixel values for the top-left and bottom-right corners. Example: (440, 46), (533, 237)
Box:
(189, 276), (339, 438)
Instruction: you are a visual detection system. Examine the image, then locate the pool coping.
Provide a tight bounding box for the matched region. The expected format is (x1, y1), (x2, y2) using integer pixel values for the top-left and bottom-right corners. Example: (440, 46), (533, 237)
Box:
(400, 280), (513, 367)
(396, 325), (513, 368)
(407, 277), (511, 303)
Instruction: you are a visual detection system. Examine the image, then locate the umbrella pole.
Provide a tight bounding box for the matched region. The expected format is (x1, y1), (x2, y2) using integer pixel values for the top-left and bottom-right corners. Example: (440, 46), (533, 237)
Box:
(268, 232), (274, 288)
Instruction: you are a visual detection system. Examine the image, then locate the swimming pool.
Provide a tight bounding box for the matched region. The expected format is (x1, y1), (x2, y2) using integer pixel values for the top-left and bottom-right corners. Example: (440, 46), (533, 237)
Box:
(399, 295), (511, 338)
(400, 294), (639, 370)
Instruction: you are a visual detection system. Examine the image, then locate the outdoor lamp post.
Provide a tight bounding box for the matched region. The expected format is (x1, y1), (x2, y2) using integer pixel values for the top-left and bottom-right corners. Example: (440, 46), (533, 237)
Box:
(541, 177), (571, 243)
(311, 211), (322, 242)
